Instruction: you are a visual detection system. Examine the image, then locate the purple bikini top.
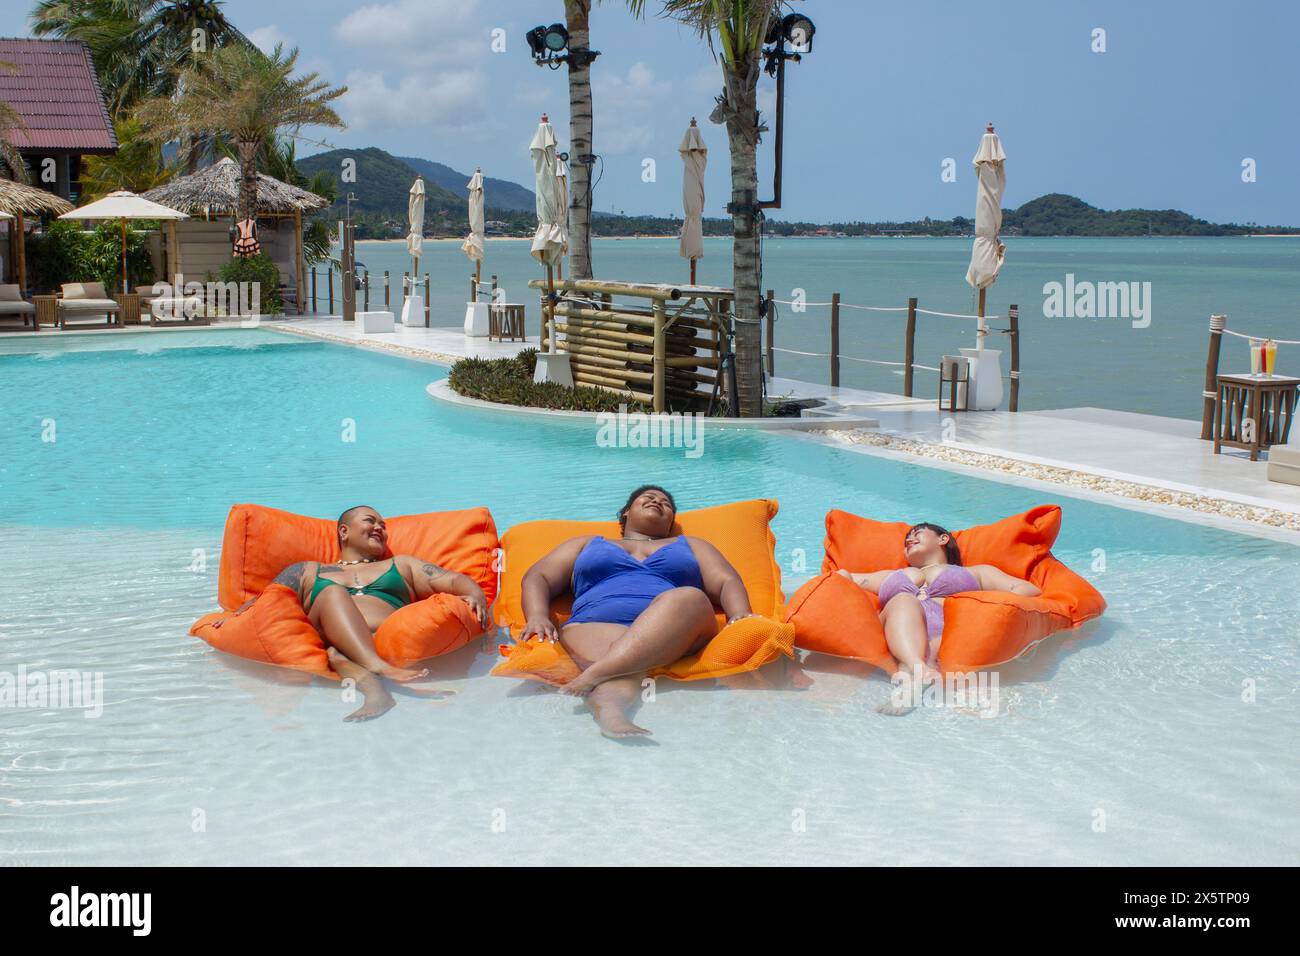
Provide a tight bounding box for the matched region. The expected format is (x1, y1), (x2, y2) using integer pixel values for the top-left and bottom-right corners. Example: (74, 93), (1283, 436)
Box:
(878, 564), (980, 605)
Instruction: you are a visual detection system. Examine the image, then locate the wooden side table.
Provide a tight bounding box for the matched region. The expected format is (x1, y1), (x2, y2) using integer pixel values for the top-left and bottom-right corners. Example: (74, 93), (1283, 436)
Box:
(33, 294), (58, 329)
(490, 304), (525, 342)
(1213, 374), (1300, 461)
(114, 292), (141, 326)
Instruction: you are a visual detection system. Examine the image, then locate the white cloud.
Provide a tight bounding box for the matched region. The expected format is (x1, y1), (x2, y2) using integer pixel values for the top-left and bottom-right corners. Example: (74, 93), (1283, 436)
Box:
(595, 62), (672, 156)
(335, 0), (484, 68)
(247, 25), (289, 54)
(338, 68), (486, 136)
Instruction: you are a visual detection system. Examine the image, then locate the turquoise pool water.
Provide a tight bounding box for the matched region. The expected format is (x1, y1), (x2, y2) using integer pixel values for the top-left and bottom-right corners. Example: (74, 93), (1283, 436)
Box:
(1, 329), (1296, 865)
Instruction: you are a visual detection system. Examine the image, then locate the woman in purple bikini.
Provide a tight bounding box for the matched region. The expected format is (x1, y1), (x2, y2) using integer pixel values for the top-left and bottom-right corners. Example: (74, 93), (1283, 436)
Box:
(519, 485), (756, 739)
(838, 522), (1040, 714)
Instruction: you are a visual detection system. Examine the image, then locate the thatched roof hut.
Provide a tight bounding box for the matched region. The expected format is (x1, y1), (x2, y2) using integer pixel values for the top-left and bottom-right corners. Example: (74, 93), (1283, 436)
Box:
(0, 177), (76, 216)
(141, 157), (329, 218)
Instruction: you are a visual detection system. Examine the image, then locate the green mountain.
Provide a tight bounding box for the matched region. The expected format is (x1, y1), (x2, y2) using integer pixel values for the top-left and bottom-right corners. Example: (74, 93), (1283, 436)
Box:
(395, 155), (535, 212)
(296, 147), (462, 217)
(1000, 193), (1272, 237)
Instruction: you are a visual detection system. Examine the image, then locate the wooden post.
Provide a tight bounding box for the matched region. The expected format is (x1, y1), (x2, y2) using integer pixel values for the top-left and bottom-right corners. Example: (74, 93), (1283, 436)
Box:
(491, 274), (498, 303)
(328, 266), (334, 314)
(120, 217), (128, 293)
(1201, 314), (1227, 440)
(16, 212), (27, 296)
(384, 271), (390, 308)
(311, 267), (317, 314)
(469, 273), (476, 302)
(830, 292), (841, 387)
(653, 298), (667, 413)
(293, 209), (305, 316)
(543, 264), (554, 350)
(903, 296), (918, 397)
(424, 275), (430, 327)
(690, 258), (696, 285)
(765, 288), (774, 376)
(1008, 304), (1020, 412)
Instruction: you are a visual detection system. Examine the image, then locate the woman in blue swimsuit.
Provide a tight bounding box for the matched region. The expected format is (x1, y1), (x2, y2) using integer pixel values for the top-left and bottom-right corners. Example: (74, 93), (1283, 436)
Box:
(520, 486), (756, 739)
(838, 522), (1040, 715)
(216, 505), (490, 721)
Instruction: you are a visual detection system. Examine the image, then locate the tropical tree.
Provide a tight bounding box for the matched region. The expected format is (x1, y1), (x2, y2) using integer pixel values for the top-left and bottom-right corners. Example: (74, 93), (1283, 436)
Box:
(638, 0), (778, 416)
(79, 117), (177, 197)
(30, 0), (251, 117)
(0, 59), (29, 182)
(134, 43), (345, 225)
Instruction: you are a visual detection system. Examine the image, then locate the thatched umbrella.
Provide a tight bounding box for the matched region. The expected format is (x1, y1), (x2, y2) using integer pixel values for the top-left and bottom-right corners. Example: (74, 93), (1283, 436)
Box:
(143, 158), (329, 307)
(0, 179), (75, 293)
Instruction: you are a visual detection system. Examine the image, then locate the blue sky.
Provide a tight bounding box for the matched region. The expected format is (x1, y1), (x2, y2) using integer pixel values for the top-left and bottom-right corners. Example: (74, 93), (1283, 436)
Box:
(4, 0), (1297, 224)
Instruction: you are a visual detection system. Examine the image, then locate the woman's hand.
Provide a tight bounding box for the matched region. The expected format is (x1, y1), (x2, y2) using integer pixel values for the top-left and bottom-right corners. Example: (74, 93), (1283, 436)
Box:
(459, 587), (491, 629)
(726, 613), (759, 626)
(520, 617), (558, 643)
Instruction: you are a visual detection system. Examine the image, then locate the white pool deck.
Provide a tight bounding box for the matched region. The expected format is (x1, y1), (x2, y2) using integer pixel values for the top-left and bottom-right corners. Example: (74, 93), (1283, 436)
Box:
(6, 313), (1298, 535)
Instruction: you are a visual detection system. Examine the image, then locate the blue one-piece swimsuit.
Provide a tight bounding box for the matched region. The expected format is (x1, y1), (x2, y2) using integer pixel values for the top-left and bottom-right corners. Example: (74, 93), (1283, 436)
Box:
(567, 537), (705, 626)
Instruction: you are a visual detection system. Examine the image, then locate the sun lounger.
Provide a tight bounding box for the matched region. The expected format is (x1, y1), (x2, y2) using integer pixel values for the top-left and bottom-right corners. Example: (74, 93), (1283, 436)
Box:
(57, 282), (122, 329)
(144, 293), (210, 326)
(0, 284), (37, 329)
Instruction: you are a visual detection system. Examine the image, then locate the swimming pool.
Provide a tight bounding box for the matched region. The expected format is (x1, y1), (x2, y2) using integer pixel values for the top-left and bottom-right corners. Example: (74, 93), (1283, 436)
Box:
(1, 329), (1295, 865)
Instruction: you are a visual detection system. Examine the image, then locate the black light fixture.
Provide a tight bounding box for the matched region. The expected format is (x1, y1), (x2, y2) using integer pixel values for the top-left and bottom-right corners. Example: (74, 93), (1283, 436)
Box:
(526, 22), (599, 69)
(754, 9), (816, 210)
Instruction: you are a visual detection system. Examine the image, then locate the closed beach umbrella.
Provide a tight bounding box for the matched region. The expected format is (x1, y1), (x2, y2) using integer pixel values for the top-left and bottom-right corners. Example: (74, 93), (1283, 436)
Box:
(407, 177), (426, 277)
(60, 190), (187, 293)
(462, 168), (485, 273)
(529, 114), (565, 268)
(679, 117), (707, 282)
(964, 123), (1007, 348)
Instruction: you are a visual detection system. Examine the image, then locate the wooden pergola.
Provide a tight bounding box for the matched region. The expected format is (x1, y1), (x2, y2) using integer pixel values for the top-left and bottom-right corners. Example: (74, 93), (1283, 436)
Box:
(0, 178), (75, 293)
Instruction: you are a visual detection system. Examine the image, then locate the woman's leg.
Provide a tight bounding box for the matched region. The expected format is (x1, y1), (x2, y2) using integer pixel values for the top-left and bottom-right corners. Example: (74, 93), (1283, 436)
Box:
(560, 587), (718, 698)
(326, 647), (395, 722)
(559, 622), (649, 738)
(879, 593), (938, 716)
(307, 586), (427, 682)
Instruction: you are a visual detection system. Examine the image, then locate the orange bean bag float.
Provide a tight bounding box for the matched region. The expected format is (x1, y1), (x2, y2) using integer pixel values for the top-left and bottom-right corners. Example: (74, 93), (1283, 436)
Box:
(491, 498), (796, 685)
(190, 504), (500, 677)
(785, 504), (1105, 672)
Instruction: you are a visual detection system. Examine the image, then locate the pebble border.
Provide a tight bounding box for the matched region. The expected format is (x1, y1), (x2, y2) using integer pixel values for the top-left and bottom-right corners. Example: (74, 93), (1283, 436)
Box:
(817, 428), (1300, 532)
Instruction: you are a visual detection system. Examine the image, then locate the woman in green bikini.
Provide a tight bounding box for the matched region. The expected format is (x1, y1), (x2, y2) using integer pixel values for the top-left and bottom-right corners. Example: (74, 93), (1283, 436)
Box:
(216, 505), (490, 721)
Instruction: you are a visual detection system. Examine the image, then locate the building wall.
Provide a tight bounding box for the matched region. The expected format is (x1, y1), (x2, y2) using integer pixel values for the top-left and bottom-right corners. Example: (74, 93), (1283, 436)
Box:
(171, 218), (296, 289)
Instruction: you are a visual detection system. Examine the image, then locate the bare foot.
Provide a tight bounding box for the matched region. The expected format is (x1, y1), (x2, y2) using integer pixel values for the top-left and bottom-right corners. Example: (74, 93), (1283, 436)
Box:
(344, 687), (395, 722)
(876, 665), (937, 717)
(589, 699), (652, 739)
(558, 671), (600, 698)
(375, 663), (429, 683)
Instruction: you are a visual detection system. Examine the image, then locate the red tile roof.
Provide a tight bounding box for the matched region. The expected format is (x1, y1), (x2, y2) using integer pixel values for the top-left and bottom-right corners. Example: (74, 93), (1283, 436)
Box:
(0, 37), (117, 154)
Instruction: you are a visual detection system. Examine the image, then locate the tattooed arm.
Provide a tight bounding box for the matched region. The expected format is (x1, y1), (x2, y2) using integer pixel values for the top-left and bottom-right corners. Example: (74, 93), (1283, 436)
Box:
(213, 561), (314, 629)
(397, 556), (490, 628)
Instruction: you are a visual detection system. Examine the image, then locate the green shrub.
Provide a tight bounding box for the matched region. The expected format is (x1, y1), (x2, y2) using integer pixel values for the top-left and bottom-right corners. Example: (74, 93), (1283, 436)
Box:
(448, 348), (655, 413)
(216, 253), (283, 314)
(24, 220), (154, 294)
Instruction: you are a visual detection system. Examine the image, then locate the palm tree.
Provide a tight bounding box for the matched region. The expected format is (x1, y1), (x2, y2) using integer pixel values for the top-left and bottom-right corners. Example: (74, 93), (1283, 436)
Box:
(0, 59), (30, 182)
(31, 0), (250, 117)
(78, 117), (177, 197)
(134, 43), (345, 224)
(637, 0), (778, 416)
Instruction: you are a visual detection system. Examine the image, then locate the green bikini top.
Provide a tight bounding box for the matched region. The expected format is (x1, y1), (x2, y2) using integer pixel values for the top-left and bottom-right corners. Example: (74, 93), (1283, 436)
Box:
(308, 559), (411, 610)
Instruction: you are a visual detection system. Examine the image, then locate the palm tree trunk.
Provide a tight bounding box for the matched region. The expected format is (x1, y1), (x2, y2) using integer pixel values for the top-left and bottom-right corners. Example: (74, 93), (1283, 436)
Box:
(565, 0), (594, 280)
(723, 69), (763, 417)
(237, 139), (259, 225)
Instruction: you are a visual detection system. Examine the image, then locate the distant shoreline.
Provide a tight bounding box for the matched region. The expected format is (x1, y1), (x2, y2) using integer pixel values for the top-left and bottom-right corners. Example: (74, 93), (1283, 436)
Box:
(355, 233), (1299, 244)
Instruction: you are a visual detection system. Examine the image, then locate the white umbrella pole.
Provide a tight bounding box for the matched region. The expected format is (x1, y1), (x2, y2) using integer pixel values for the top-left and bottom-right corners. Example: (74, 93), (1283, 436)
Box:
(546, 263), (556, 354)
(977, 287), (986, 351)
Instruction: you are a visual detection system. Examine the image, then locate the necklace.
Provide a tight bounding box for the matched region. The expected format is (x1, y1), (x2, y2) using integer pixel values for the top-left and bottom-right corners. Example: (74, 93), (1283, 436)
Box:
(336, 558), (375, 566)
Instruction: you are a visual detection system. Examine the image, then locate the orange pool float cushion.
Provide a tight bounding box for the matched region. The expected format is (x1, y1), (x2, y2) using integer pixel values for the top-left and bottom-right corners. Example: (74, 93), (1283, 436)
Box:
(491, 498), (795, 684)
(787, 504), (1105, 671)
(191, 504), (500, 675)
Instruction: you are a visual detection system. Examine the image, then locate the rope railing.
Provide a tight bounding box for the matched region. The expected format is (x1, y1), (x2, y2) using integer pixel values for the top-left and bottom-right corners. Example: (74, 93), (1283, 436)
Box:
(305, 266), (430, 326)
(763, 290), (1022, 410)
(1200, 314), (1297, 440)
